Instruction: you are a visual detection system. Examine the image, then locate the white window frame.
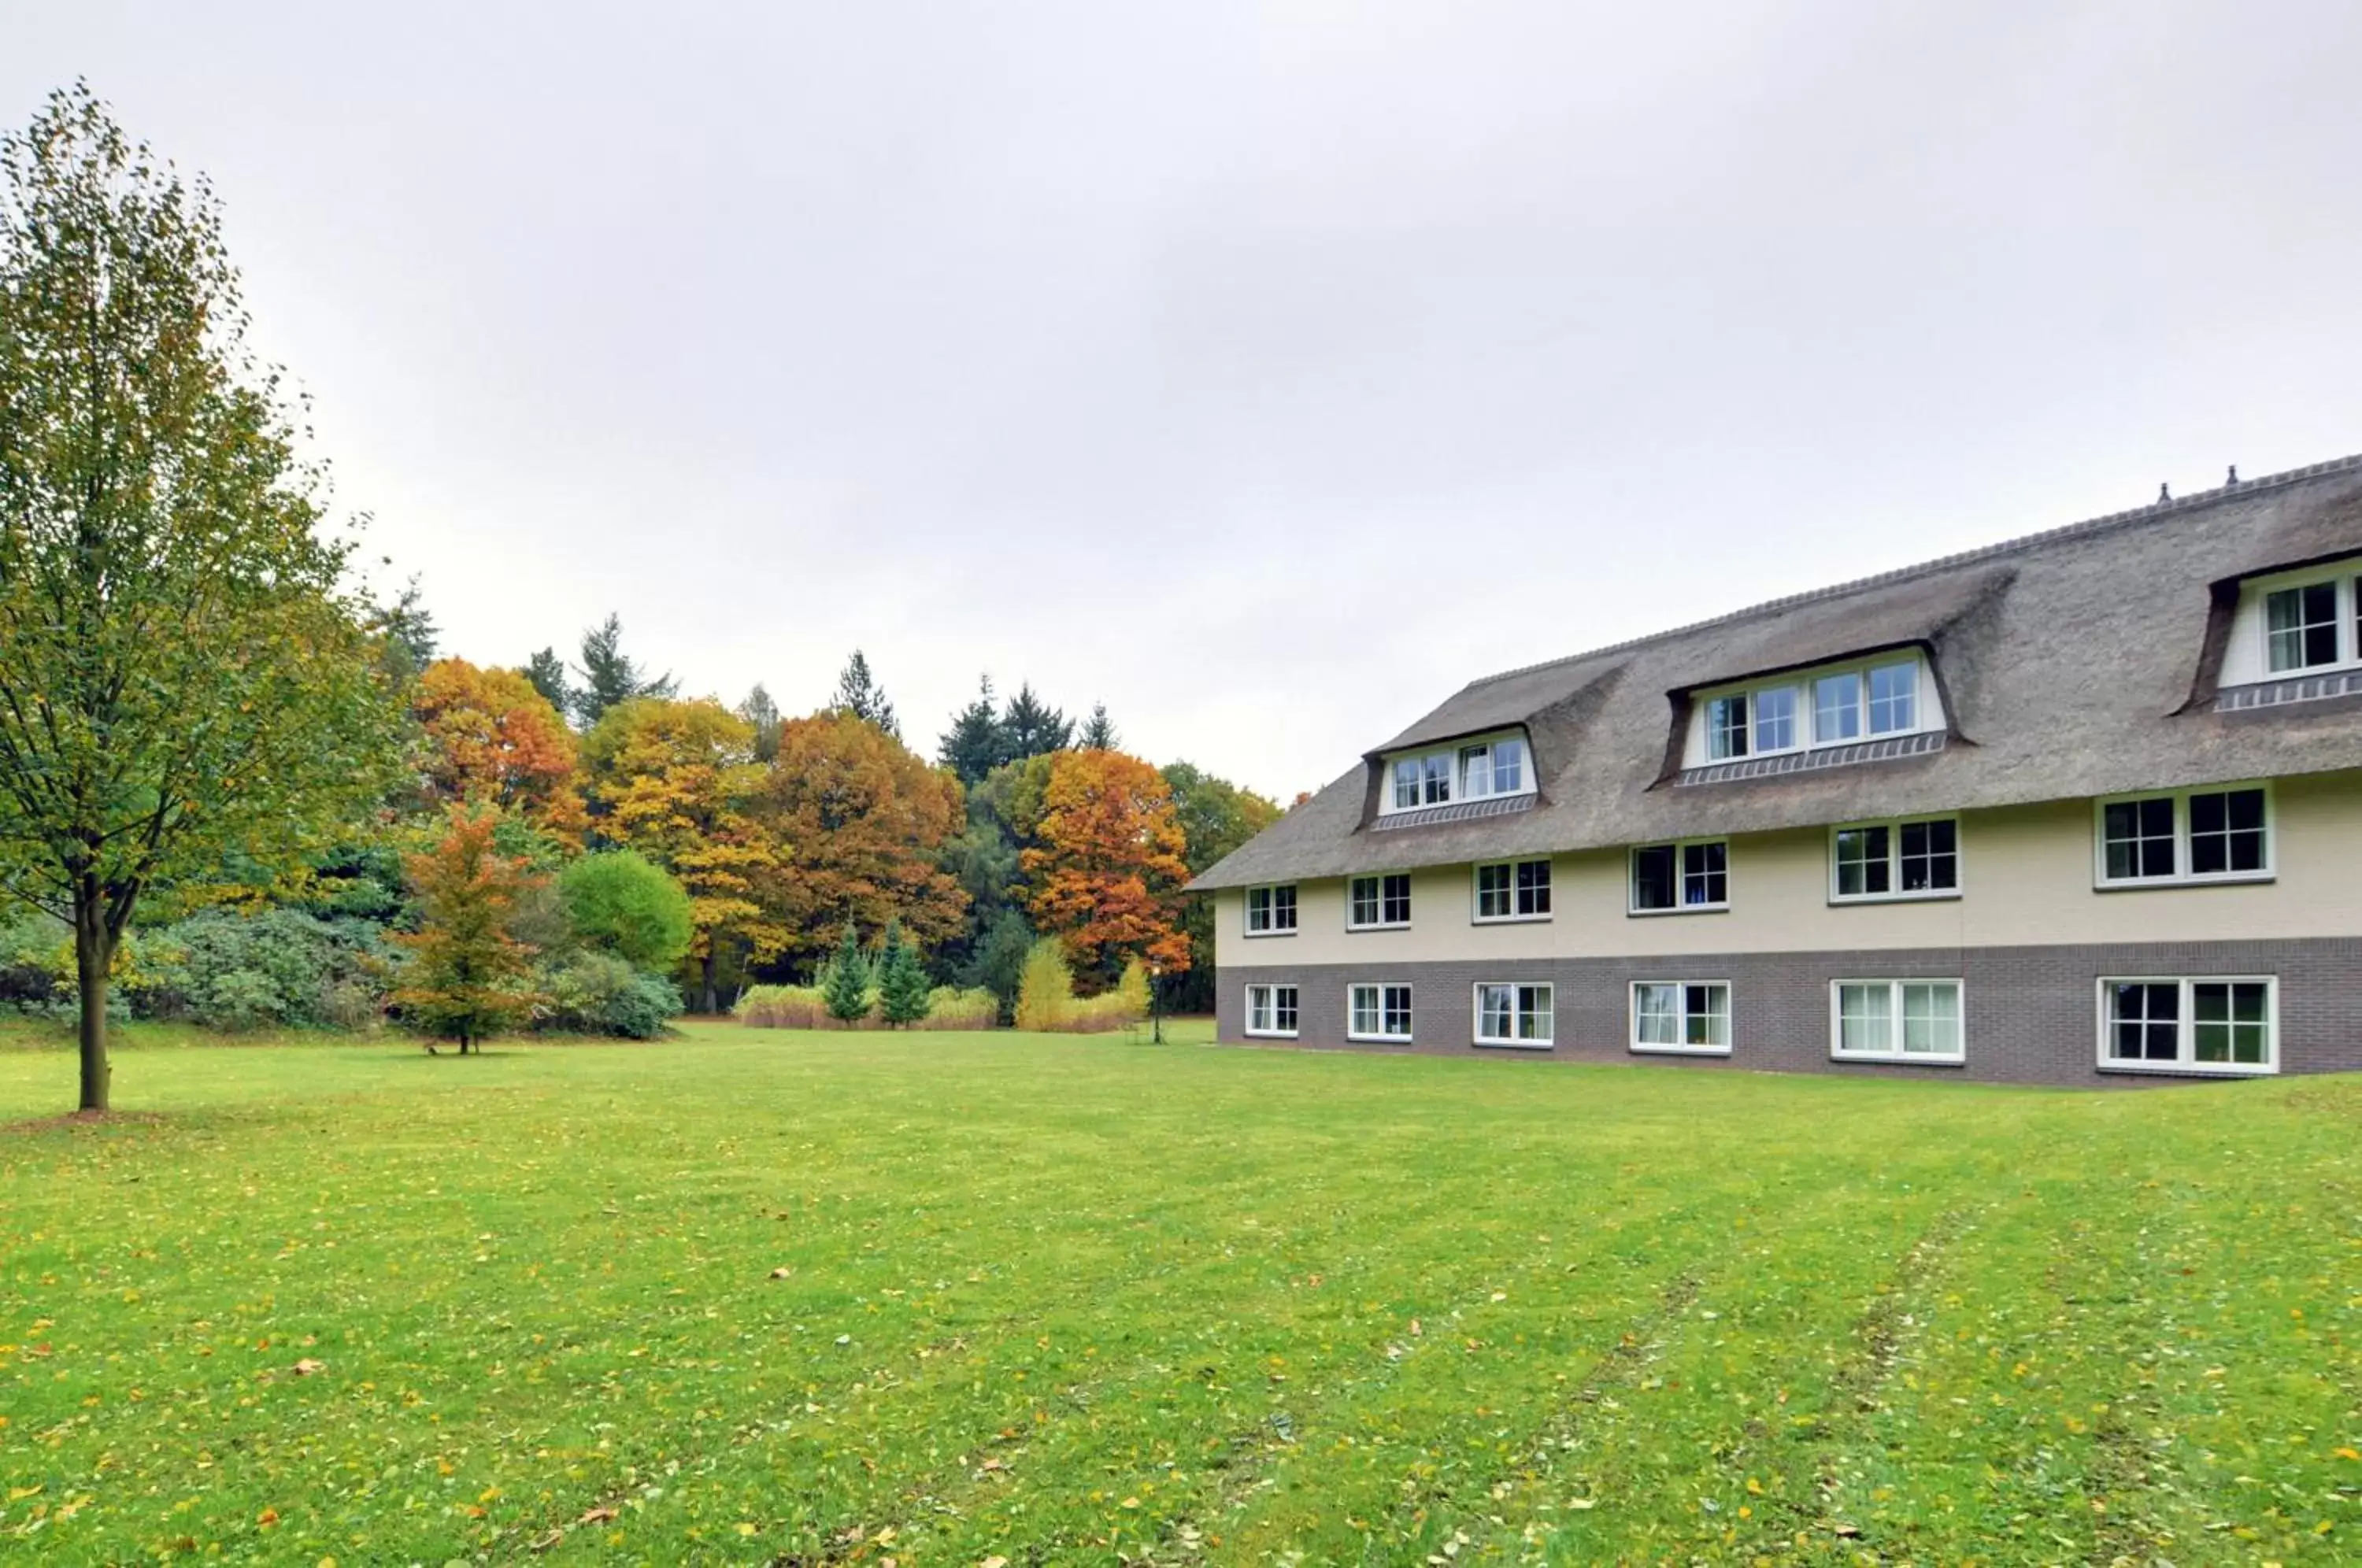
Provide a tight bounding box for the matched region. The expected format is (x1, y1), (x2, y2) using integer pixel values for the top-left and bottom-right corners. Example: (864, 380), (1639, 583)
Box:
(1828, 978), (1965, 1066)
(2094, 976), (2277, 1078)
(2223, 557), (2362, 683)
(1346, 871), (1412, 932)
(1472, 981), (1554, 1048)
(1827, 815), (1964, 904)
(2091, 782), (2274, 890)
(1628, 980), (1732, 1056)
(1242, 882), (1299, 936)
(1472, 858), (1553, 923)
(1243, 983), (1299, 1039)
(1346, 982), (1414, 1044)
(1376, 730), (1538, 817)
(1686, 651), (1938, 767)
(1628, 838), (1730, 915)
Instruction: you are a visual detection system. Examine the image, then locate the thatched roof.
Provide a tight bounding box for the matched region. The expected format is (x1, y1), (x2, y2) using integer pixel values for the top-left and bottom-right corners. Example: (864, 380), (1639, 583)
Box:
(1194, 453), (2362, 891)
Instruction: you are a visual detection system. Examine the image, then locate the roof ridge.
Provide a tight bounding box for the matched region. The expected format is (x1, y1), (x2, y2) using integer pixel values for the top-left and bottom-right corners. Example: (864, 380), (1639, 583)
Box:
(1463, 449), (2362, 692)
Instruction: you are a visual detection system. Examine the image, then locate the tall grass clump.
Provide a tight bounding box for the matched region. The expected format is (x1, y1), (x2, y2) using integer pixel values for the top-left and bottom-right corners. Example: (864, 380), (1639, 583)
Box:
(1013, 943), (1150, 1034)
(737, 982), (1000, 1032)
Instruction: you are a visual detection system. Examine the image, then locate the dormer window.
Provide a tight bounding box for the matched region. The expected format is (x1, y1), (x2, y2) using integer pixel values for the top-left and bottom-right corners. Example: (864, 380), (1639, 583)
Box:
(1686, 653), (1938, 769)
(1378, 730), (1537, 815)
(2219, 555), (2362, 686)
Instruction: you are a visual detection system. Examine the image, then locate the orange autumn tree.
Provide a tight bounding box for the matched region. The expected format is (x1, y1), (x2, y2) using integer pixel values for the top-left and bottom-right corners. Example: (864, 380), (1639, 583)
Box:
(759, 712), (968, 971)
(582, 696), (785, 1011)
(411, 657), (588, 845)
(1021, 748), (1192, 989)
(394, 803), (546, 1054)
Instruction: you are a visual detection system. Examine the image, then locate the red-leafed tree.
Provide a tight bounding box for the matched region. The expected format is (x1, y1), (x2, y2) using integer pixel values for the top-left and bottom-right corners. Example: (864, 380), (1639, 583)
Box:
(393, 804), (546, 1054)
(1021, 749), (1191, 989)
(411, 657), (588, 845)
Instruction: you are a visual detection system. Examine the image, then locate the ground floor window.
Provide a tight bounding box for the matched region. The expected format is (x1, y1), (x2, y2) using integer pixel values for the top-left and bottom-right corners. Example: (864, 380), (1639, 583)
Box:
(1348, 982), (1413, 1041)
(1474, 982), (1553, 1046)
(1631, 981), (1731, 1054)
(2099, 977), (2275, 1074)
(1245, 983), (1298, 1037)
(1831, 978), (1963, 1063)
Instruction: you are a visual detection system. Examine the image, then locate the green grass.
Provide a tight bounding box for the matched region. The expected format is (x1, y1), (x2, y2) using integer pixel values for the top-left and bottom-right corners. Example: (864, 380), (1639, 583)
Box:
(0, 1022), (2354, 1565)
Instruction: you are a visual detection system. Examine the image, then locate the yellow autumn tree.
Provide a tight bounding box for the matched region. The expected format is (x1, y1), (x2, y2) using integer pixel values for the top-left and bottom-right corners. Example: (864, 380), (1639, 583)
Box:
(581, 697), (785, 1011)
(411, 657), (588, 845)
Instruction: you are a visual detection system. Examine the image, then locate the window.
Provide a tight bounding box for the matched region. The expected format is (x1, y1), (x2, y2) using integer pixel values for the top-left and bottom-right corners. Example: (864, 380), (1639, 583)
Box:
(1460, 738), (1527, 798)
(1831, 817), (1959, 901)
(1706, 695), (1749, 760)
(1348, 982), (1413, 1042)
(1473, 982), (1553, 1047)
(1753, 686), (1797, 752)
(2266, 581), (2339, 673)
(2100, 978), (2275, 1074)
(1831, 979), (1964, 1063)
(1866, 661), (1916, 733)
(1813, 672), (1862, 744)
(1379, 732), (1538, 815)
(1631, 981), (1731, 1056)
(2096, 786), (2271, 886)
(1474, 859), (1551, 921)
(1392, 759), (1420, 809)
(1423, 754), (1452, 804)
(1348, 873), (1412, 930)
(1243, 884), (1298, 934)
(1244, 984), (1298, 1037)
(1631, 841), (1728, 913)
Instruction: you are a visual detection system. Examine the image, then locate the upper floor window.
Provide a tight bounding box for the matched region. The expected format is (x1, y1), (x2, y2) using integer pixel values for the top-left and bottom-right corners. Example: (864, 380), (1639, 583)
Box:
(1348, 873), (1412, 930)
(1831, 817), (1960, 902)
(2094, 786), (2271, 888)
(1631, 840), (1727, 913)
(1244, 883), (1298, 934)
(1687, 653), (1938, 767)
(2219, 556), (2362, 686)
(1474, 859), (1551, 922)
(1379, 730), (1536, 815)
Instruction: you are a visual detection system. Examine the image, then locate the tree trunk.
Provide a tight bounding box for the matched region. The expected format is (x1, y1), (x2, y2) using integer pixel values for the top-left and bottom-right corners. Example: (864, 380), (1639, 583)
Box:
(72, 889), (113, 1113)
(701, 950), (719, 1015)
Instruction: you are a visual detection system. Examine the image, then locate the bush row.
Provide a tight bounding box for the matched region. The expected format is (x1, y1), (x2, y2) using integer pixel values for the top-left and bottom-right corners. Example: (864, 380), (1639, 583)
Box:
(736, 983), (998, 1031)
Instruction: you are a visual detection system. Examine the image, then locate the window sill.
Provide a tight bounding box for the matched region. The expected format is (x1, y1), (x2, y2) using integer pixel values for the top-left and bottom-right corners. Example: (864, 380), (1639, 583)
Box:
(1627, 903), (1730, 918)
(2098, 1060), (2275, 1078)
(1830, 889), (1963, 907)
(1242, 1029), (1299, 1041)
(1472, 914), (1553, 926)
(1829, 1050), (1964, 1067)
(1347, 1033), (1414, 1045)
(1240, 928), (1298, 939)
(2092, 872), (2274, 893)
(1346, 922), (1412, 934)
(1473, 1037), (1554, 1051)
(1630, 1042), (1731, 1057)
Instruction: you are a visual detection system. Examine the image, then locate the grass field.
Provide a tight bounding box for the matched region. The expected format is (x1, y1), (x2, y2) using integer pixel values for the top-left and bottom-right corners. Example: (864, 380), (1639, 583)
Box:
(0, 1021), (2354, 1565)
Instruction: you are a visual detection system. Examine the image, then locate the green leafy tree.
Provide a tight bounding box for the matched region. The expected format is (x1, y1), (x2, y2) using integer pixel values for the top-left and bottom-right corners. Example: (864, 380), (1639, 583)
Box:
(1161, 763), (1282, 1013)
(524, 647), (573, 721)
(393, 805), (546, 1054)
(831, 650), (900, 740)
(820, 923), (870, 1023)
(559, 849), (694, 972)
(738, 682), (783, 764)
(0, 86), (401, 1110)
(876, 920), (930, 1026)
(1079, 701), (1117, 751)
(570, 612), (676, 727)
(938, 674), (1013, 788)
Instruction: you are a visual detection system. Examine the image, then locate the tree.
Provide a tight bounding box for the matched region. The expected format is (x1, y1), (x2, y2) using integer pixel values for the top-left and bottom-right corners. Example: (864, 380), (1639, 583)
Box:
(962, 905), (1035, 1021)
(1079, 701), (1117, 751)
(571, 612), (676, 728)
(876, 920), (930, 1026)
(392, 804), (545, 1054)
(0, 87), (400, 1110)
(1002, 682), (1072, 756)
(758, 711), (967, 971)
(830, 650), (900, 740)
(580, 696), (783, 1011)
(821, 923), (869, 1023)
(938, 674), (1012, 788)
(559, 849), (693, 972)
(1021, 749), (1192, 988)
(375, 575), (439, 684)
(739, 683), (783, 764)
(411, 658), (589, 844)
(524, 647), (573, 720)
(1161, 762), (1282, 1013)
(1012, 937), (1074, 1031)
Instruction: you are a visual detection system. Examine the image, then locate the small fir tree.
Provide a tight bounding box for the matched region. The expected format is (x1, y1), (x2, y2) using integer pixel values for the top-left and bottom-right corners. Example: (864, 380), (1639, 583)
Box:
(571, 612), (677, 727)
(831, 650), (901, 739)
(876, 920), (931, 1026)
(820, 923), (872, 1023)
(524, 647), (574, 719)
(1079, 701), (1117, 751)
(394, 804), (546, 1054)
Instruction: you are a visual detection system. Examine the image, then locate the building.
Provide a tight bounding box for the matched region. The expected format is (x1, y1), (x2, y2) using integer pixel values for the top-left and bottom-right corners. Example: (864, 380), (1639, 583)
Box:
(1190, 455), (2362, 1084)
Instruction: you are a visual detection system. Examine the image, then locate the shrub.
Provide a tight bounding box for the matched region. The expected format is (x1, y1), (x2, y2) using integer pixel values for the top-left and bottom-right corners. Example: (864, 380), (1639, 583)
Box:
(539, 951), (682, 1039)
(559, 850), (694, 971)
(738, 984), (865, 1030)
(138, 907), (392, 1031)
(920, 986), (998, 1030)
(1012, 938), (1074, 1031)
(0, 909), (71, 1013)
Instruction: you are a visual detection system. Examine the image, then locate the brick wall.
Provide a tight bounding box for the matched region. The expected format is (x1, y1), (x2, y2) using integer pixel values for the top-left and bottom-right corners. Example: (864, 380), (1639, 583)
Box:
(1212, 938), (2362, 1085)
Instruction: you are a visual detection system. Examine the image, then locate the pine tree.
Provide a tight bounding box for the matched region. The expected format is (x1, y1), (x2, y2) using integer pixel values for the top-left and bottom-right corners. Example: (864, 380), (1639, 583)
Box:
(524, 648), (573, 720)
(876, 920), (931, 1026)
(739, 683), (783, 763)
(1079, 701), (1117, 750)
(572, 612), (677, 727)
(820, 923), (872, 1023)
(938, 674), (1013, 787)
(1001, 682), (1072, 757)
(831, 650), (901, 739)
(376, 575), (439, 683)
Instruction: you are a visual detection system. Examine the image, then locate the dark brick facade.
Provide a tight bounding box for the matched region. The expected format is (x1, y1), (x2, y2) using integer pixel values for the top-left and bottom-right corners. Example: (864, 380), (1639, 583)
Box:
(1214, 939), (2362, 1085)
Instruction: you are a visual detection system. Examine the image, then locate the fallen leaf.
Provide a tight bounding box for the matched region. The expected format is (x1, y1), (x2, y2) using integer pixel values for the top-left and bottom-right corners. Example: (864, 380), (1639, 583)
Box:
(983, 1558), (1009, 1568)
(257, 1507), (280, 1527)
(529, 1529), (565, 1552)
(579, 1506), (619, 1525)
(292, 1359), (327, 1376)
(768, 1267), (792, 1279)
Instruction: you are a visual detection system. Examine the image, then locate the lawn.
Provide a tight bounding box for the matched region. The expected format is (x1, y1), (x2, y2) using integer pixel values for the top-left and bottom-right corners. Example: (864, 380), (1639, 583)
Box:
(0, 1023), (2353, 1565)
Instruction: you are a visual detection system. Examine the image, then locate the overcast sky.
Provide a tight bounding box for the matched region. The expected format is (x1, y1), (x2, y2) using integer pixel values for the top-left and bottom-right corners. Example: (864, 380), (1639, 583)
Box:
(9, 3), (2361, 799)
